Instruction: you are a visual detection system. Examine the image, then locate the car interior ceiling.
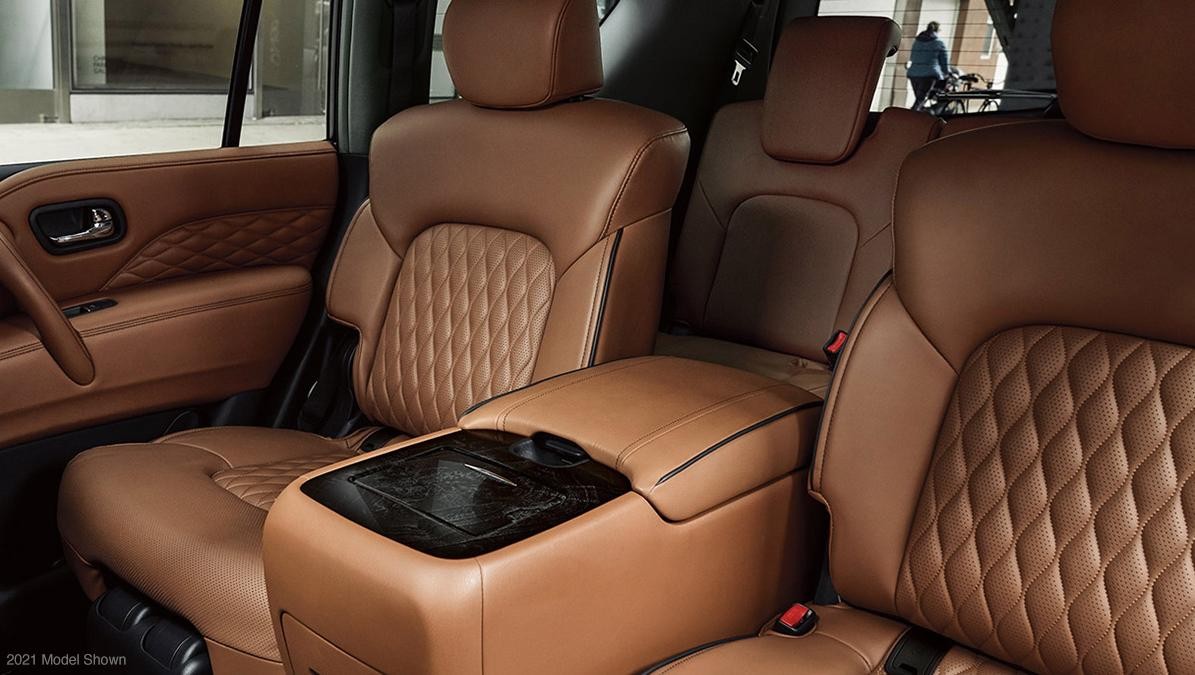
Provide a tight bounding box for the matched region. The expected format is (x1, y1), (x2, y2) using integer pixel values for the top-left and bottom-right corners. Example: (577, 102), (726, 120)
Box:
(5, 0), (1182, 673)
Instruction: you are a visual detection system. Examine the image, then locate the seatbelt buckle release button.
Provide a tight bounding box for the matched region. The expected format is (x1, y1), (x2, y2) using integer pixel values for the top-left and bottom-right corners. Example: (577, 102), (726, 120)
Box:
(773, 603), (817, 636)
(823, 330), (849, 368)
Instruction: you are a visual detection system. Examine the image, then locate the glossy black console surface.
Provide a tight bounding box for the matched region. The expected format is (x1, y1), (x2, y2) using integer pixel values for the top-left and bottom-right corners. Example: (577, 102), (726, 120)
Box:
(300, 430), (630, 559)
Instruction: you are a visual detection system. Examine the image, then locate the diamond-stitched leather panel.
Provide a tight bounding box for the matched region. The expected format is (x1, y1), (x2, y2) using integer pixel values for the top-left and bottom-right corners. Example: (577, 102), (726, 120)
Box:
(362, 223), (555, 435)
(896, 326), (1195, 674)
(212, 451), (352, 510)
(105, 207), (332, 288)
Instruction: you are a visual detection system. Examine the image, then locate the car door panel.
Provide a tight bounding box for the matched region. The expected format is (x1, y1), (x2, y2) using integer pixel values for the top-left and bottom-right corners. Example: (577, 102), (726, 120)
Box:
(0, 141), (338, 446)
(0, 266), (311, 448)
(0, 140), (337, 301)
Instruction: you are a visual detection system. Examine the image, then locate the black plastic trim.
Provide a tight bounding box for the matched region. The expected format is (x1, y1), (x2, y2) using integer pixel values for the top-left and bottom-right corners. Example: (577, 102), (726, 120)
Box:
(325, 0), (343, 148)
(654, 400), (824, 486)
(883, 627), (953, 675)
(62, 298), (117, 318)
(0, 162), (47, 182)
(587, 228), (624, 367)
(222, 0), (264, 147)
(87, 587), (211, 674)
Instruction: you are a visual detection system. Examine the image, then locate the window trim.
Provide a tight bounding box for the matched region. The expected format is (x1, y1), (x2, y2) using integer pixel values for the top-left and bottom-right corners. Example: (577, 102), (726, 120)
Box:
(222, 0), (265, 147)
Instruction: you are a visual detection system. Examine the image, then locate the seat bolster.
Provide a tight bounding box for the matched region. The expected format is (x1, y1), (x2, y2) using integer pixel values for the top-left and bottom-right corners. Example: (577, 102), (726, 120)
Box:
(660, 605), (905, 674)
(57, 427), (373, 662)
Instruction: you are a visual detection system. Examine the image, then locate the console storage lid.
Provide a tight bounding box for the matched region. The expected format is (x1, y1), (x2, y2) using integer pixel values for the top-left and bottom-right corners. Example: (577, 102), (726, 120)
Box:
(459, 356), (822, 520)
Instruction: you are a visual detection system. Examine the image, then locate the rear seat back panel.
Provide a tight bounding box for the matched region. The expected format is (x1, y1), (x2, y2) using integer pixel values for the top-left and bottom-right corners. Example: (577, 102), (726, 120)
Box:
(670, 104), (940, 362)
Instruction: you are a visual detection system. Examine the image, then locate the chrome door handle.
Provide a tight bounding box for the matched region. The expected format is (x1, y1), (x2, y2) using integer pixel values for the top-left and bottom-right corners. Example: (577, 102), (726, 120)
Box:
(49, 208), (117, 245)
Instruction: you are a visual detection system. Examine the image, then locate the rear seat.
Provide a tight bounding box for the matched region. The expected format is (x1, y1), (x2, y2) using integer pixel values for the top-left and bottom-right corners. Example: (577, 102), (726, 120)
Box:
(658, 16), (941, 397)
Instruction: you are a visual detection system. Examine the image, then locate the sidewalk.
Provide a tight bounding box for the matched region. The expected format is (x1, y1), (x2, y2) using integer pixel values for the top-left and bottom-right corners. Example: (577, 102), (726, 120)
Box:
(0, 117), (326, 164)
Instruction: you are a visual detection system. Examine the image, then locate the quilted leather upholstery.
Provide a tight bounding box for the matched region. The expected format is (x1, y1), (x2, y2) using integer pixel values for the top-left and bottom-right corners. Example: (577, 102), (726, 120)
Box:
(212, 451), (353, 510)
(361, 223), (555, 435)
(897, 326), (1195, 675)
(105, 207), (332, 288)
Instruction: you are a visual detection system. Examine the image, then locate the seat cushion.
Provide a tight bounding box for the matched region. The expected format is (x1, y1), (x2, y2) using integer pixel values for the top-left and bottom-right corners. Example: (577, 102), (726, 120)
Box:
(660, 605), (1018, 674)
(655, 332), (832, 398)
(57, 426), (380, 664)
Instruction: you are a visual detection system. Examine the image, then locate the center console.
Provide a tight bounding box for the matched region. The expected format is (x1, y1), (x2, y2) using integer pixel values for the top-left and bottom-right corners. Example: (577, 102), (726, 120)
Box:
(301, 429), (629, 559)
(264, 356), (827, 674)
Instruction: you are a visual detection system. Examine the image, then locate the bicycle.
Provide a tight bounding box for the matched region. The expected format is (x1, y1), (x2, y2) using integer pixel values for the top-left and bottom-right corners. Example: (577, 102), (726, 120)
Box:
(926, 72), (993, 116)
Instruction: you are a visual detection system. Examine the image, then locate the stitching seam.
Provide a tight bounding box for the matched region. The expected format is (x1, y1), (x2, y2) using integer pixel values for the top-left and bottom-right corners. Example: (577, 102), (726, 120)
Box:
(102, 204), (334, 288)
(617, 384), (793, 469)
(0, 145), (334, 202)
(600, 128), (688, 238)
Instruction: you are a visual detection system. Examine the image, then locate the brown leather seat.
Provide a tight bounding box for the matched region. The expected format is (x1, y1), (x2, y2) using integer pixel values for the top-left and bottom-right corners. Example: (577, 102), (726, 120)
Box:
(662, 1), (1195, 673)
(56, 0), (688, 670)
(657, 17), (940, 398)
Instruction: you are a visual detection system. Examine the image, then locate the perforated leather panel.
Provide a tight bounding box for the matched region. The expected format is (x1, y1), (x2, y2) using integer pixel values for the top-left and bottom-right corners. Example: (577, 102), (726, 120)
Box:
(361, 223), (555, 435)
(937, 647), (1023, 674)
(105, 207), (331, 288)
(896, 326), (1195, 674)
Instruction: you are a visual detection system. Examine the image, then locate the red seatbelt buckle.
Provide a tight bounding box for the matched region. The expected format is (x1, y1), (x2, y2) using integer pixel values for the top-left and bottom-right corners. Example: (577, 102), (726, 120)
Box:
(823, 330), (849, 368)
(773, 603), (818, 636)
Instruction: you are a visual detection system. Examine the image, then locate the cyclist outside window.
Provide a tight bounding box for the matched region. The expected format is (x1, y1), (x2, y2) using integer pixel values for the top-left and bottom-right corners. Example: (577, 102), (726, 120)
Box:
(907, 21), (955, 111)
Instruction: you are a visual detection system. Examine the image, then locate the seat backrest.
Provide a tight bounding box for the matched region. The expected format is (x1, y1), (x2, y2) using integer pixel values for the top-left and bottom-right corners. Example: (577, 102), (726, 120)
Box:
(326, 0), (689, 436)
(667, 17), (940, 364)
(813, 1), (1195, 672)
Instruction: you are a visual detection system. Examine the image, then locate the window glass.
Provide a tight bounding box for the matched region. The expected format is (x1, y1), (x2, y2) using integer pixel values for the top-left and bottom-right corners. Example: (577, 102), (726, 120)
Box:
(0, 1), (329, 165)
(431, 0), (617, 102)
(240, 0), (331, 146)
(820, 0), (1057, 115)
(71, 2), (238, 92)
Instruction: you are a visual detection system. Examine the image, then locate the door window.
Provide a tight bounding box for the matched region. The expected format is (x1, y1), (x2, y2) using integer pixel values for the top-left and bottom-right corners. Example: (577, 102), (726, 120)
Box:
(0, 0), (331, 164)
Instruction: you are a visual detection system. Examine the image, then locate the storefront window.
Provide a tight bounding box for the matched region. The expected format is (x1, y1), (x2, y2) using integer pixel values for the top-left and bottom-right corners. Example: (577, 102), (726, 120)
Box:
(71, 0), (240, 92)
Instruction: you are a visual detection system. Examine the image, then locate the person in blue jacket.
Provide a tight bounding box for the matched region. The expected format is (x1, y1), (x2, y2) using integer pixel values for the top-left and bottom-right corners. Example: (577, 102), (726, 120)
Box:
(907, 21), (954, 111)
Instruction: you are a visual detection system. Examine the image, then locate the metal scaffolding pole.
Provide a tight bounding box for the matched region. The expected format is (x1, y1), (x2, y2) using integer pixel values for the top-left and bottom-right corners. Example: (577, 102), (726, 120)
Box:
(50, 0), (72, 123)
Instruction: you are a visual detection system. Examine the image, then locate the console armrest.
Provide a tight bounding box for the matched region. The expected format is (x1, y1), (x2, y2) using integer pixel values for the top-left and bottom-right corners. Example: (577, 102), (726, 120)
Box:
(459, 356), (822, 520)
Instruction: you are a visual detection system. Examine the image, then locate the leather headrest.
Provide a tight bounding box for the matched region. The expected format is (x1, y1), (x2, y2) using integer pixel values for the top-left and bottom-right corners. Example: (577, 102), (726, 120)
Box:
(443, 0), (603, 109)
(1054, 0), (1195, 149)
(762, 17), (901, 164)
